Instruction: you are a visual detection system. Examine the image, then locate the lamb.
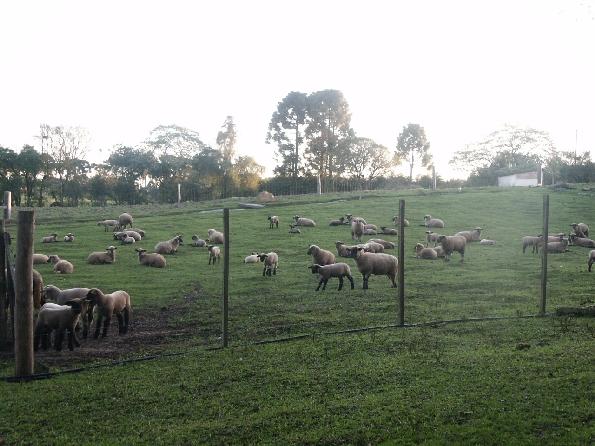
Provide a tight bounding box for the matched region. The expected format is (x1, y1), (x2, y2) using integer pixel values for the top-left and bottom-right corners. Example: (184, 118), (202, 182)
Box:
(119, 235), (136, 245)
(522, 236), (542, 254)
(87, 246), (117, 265)
(345, 215), (367, 225)
(244, 252), (261, 263)
(288, 224), (301, 234)
(307, 244), (336, 266)
(364, 224), (378, 231)
(380, 227), (398, 236)
(309, 263), (354, 291)
(32, 269), (44, 309)
(329, 217), (345, 226)
(392, 216), (410, 227)
(424, 215), (445, 228)
(361, 241), (385, 253)
(351, 219), (364, 241)
(267, 215), (279, 229)
(85, 288), (131, 338)
(369, 239), (395, 249)
(293, 216), (316, 227)
(363, 228), (377, 235)
(206, 229), (224, 244)
(42, 285), (92, 337)
(588, 250), (595, 272)
(97, 219), (119, 232)
(437, 235), (466, 262)
(191, 235), (207, 247)
(63, 233), (75, 242)
(113, 230), (142, 242)
(455, 227), (482, 243)
(207, 245), (221, 265)
(47, 255), (74, 274)
(479, 239), (497, 245)
(136, 248), (166, 268)
(425, 231), (443, 247)
(258, 252), (279, 276)
(118, 212), (133, 230)
(41, 233), (58, 243)
(335, 241), (353, 257)
(346, 247), (398, 289)
(569, 234), (595, 248)
(33, 253), (49, 264)
(414, 243), (438, 260)
(154, 235), (183, 255)
(570, 223), (589, 238)
(34, 299), (85, 351)
(129, 228), (146, 239)
(546, 237), (569, 253)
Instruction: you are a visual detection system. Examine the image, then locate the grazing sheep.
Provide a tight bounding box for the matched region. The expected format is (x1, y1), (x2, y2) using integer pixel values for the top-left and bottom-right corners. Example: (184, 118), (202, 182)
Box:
(569, 234), (595, 248)
(369, 239), (395, 249)
(293, 215), (316, 227)
(85, 288), (131, 338)
(437, 235), (466, 262)
(424, 215), (445, 228)
(154, 235), (183, 255)
(346, 247), (398, 289)
(454, 227), (482, 243)
(267, 215), (279, 229)
(288, 224), (301, 234)
(87, 246), (117, 265)
(307, 244), (336, 266)
(522, 236), (542, 254)
(33, 253), (49, 264)
(136, 248), (166, 268)
(392, 216), (410, 227)
(47, 255), (74, 274)
(258, 252), (279, 276)
(479, 239), (497, 245)
(118, 212), (133, 230)
(32, 269), (44, 309)
(97, 219), (119, 232)
(351, 219), (364, 242)
(309, 263), (354, 291)
(414, 243), (438, 260)
(207, 245), (221, 265)
(207, 229), (224, 244)
(42, 285), (92, 337)
(329, 217), (345, 226)
(425, 231), (443, 247)
(244, 252), (261, 264)
(570, 223), (589, 238)
(191, 234), (207, 247)
(380, 226), (398, 236)
(34, 299), (85, 351)
(63, 233), (75, 242)
(588, 250), (595, 272)
(41, 233), (58, 243)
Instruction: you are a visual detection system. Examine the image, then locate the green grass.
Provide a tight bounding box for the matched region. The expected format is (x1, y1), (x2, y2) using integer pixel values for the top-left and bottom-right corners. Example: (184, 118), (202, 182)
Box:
(0, 186), (594, 444)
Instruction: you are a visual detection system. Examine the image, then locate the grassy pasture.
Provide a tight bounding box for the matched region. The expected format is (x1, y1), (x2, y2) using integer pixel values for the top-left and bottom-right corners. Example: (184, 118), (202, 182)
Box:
(0, 187), (593, 444)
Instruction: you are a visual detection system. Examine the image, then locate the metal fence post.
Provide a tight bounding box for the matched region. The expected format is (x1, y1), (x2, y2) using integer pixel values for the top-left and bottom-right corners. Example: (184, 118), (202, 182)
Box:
(539, 194), (549, 316)
(223, 208), (230, 347)
(398, 199), (405, 326)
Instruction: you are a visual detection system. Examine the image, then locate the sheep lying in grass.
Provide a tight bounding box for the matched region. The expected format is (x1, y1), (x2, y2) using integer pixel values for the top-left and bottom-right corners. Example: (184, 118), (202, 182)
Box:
(479, 239), (496, 245)
(154, 235), (183, 255)
(42, 285), (92, 337)
(288, 224), (301, 234)
(588, 250), (595, 272)
(136, 248), (166, 268)
(41, 233), (58, 243)
(33, 253), (49, 264)
(113, 230), (142, 242)
(267, 215), (279, 229)
(47, 255), (74, 274)
(34, 299), (85, 351)
(351, 219), (364, 242)
(329, 217), (345, 226)
(437, 235), (466, 262)
(546, 237), (569, 253)
(191, 235), (207, 247)
(63, 233), (75, 242)
(87, 246), (117, 265)
(309, 263), (354, 291)
(346, 247), (398, 289)
(86, 288), (131, 338)
(369, 239), (395, 249)
(380, 227), (398, 236)
(569, 234), (595, 248)
(570, 222), (589, 238)
(130, 228), (146, 239)
(97, 219), (119, 232)
(424, 215), (445, 228)
(392, 216), (410, 227)
(307, 244), (336, 266)
(362, 241), (384, 253)
(118, 212), (133, 230)
(454, 227), (482, 243)
(414, 243), (438, 260)
(207, 229), (224, 244)
(258, 252), (279, 276)
(293, 215), (316, 227)
(207, 245), (221, 265)
(363, 228), (377, 235)
(244, 252), (261, 263)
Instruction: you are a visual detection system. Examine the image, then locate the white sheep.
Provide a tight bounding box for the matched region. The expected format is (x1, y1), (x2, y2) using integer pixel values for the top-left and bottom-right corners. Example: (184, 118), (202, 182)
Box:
(47, 255), (74, 274)
(63, 233), (75, 242)
(546, 237), (569, 253)
(118, 212), (133, 230)
(113, 230), (142, 242)
(345, 215), (367, 225)
(588, 250), (595, 272)
(569, 234), (595, 248)
(362, 241), (385, 253)
(424, 215), (445, 228)
(191, 234), (207, 247)
(379, 227), (398, 236)
(129, 228), (146, 238)
(244, 252), (261, 264)
(267, 215), (279, 229)
(33, 253), (49, 264)
(87, 246), (117, 265)
(392, 216), (410, 227)
(258, 252), (279, 276)
(309, 263), (354, 291)
(570, 222), (589, 238)
(454, 227), (482, 243)
(335, 241), (353, 258)
(522, 236), (541, 254)
(329, 217), (345, 226)
(346, 247), (398, 289)
(351, 219), (364, 241)
(85, 288), (132, 338)
(32, 269), (44, 309)
(307, 244), (336, 266)
(97, 219), (119, 232)
(293, 215), (316, 227)
(363, 228), (377, 235)
(154, 235), (183, 255)
(479, 239), (497, 245)
(414, 243), (438, 260)
(437, 235), (466, 262)
(425, 231), (443, 247)
(34, 299), (85, 351)
(41, 233), (58, 243)
(120, 235), (136, 245)
(42, 285), (92, 337)
(136, 248), (166, 268)
(207, 229), (224, 244)
(369, 239), (395, 249)
(364, 224), (378, 231)
(207, 245), (221, 265)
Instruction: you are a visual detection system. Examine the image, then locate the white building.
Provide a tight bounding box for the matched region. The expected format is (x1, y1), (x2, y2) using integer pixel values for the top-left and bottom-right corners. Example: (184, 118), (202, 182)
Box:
(497, 171), (539, 187)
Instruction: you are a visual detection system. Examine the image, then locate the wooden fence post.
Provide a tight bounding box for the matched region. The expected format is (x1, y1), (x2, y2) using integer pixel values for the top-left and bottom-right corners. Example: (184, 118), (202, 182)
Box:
(539, 194), (549, 316)
(15, 210), (35, 377)
(0, 191), (11, 349)
(398, 199), (405, 326)
(222, 208), (230, 347)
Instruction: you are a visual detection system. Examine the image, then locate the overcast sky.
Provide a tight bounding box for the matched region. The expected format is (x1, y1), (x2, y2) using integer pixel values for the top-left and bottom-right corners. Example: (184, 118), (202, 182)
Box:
(1, 0), (593, 179)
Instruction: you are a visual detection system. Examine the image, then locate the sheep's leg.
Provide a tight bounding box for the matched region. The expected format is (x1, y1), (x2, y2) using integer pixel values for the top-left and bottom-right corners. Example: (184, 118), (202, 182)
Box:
(362, 273), (370, 290)
(34, 326), (42, 351)
(275, 222), (279, 228)
(589, 259), (593, 272)
(67, 329), (75, 351)
(316, 278), (324, 291)
(272, 266), (277, 275)
(460, 251), (465, 263)
(55, 330), (64, 351)
(337, 277), (343, 291)
(347, 275), (355, 290)
(93, 314), (103, 339)
(262, 265), (267, 276)
(321, 278), (328, 291)
(117, 313), (125, 335)
(102, 316), (111, 338)
(389, 273), (397, 288)
(124, 307), (130, 333)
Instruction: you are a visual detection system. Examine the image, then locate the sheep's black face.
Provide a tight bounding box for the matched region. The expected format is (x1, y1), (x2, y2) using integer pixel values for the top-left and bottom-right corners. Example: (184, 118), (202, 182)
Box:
(309, 265), (320, 274)
(346, 247), (358, 258)
(258, 254), (268, 262)
(65, 300), (83, 314)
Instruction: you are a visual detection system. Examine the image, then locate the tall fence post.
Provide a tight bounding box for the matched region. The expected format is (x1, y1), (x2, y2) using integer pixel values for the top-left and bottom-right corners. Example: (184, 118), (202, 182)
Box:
(15, 210), (35, 377)
(0, 191), (11, 349)
(539, 194), (549, 316)
(398, 199), (405, 326)
(222, 208), (230, 347)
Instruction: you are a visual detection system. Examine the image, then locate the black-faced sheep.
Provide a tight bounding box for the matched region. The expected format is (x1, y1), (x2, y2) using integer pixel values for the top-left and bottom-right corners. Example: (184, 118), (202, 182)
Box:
(244, 252), (261, 263)
(47, 255), (74, 274)
(307, 244), (336, 266)
(87, 246), (117, 265)
(424, 215), (445, 228)
(154, 235), (183, 255)
(351, 219), (364, 241)
(293, 215), (316, 227)
(97, 219), (119, 232)
(42, 285), (92, 337)
(309, 263), (354, 291)
(267, 215), (279, 229)
(85, 288), (131, 338)
(41, 233), (58, 243)
(191, 234), (207, 247)
(588, 250), (595, 272)
(34, 299), (85, 351)
(437, 235), (466, 262)
(570, 223), (589, 238)
(118, 212), (133, 230)
(258, 252), (279, 276)
(33, 253), (49, 264)
(569, 234), (595, 248)
(347, 247), (398, 289)
(207, 229), (224, 244)
(414, 243), (438, 260)
(63, 233), (75, 242)
(136, 248), (166, 268)
(207, 245), (221, 265)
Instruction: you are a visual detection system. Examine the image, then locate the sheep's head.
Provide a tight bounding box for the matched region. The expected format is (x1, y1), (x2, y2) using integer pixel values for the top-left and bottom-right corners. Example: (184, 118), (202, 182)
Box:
(85, 288), (103, 304)
(135, 248), (147, 254)
(293, 215), (300, 221)
(414, 243), (424, 253)
(207, 229), (215, 236)
(267, 216), (272, 221)
(436, 235), (447, 244)
(106, 246), (117, 252)
(176, 235), (184, 244)
(47, 255), (60, 264)
(64, 298), (84, 315)
(257, 253), (268, 262)
(306, 245), (317, 255)
(424, 215), (431, 220)
(191, 235), (199, 241)
(309, 264), (322, 274)
(570, 223), (578, 228)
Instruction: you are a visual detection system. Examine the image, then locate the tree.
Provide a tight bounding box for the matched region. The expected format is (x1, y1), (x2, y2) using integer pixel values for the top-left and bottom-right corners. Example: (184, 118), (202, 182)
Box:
(144, 125), (208, 158)
(344, 137), (394, 186)
(233, 156), (265, 193)
(15, 145), (43, 206)
(395, 123), (431, 184)
(107, 146), (156, 185)
(217, 116), (237, 197)
(266, 91), (308, 178)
